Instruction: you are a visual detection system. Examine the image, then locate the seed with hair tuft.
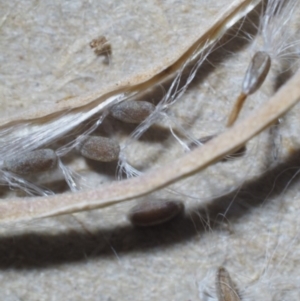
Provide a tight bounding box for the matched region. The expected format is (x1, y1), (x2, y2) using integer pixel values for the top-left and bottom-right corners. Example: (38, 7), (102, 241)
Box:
(227, 51), (271, 126)
(242, 51), (271, 95)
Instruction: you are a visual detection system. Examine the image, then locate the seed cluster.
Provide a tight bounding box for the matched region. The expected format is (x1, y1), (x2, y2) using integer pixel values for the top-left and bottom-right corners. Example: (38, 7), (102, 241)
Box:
(0, 91), (249, 195)
(0, 100), (158, 193)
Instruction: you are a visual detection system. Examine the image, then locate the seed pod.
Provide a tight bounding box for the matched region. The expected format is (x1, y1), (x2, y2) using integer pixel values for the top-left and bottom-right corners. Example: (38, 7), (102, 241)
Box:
(216, 267), (241, 301)
(110, 100), (155, 124)
(3, 149), (57, 175)
(78, 136), (120, 162)
(128, 199), (184, 227)
(189, 135), (246, 161)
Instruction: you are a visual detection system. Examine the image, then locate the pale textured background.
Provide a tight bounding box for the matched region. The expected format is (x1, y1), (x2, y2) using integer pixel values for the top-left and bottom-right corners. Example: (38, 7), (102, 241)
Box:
(0, 1), (300, 301)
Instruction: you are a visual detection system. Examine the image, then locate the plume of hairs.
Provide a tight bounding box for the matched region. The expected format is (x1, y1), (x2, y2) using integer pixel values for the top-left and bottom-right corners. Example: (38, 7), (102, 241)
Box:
(117, 40), (220, 179)
(227, 0), (300, 126)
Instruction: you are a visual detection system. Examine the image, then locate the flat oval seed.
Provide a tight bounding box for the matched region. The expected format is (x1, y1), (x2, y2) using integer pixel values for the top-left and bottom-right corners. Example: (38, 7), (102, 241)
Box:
(79, 136), (120, 162)
(216, 267), (240, 301)
(3, 149), (57, 175)
(242, 51), (271, 95)
(128, 199), (184, 227)
(110, 100), (155, 123)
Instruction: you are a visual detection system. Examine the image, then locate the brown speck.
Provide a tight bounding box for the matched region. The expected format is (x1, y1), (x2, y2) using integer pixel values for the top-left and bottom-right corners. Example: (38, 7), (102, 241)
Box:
(90, 36), (112, 64)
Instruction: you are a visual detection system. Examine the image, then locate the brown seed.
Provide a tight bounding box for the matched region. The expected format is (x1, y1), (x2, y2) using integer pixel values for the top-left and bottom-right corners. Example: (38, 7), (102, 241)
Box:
(216, 267), (241, 301)
(3, 149), (57, 175)
(227, 51), (271, 126)
(128, 199), (184, 227)
(242, 51), (271, 95)
(110, 100), (155, 124)
(78, 136), (120, 162)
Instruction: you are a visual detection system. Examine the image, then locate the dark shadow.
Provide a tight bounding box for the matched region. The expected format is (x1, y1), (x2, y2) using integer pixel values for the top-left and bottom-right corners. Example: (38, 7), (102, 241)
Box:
(273, 66), (294, 92)
(84, 158), (119, 177)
